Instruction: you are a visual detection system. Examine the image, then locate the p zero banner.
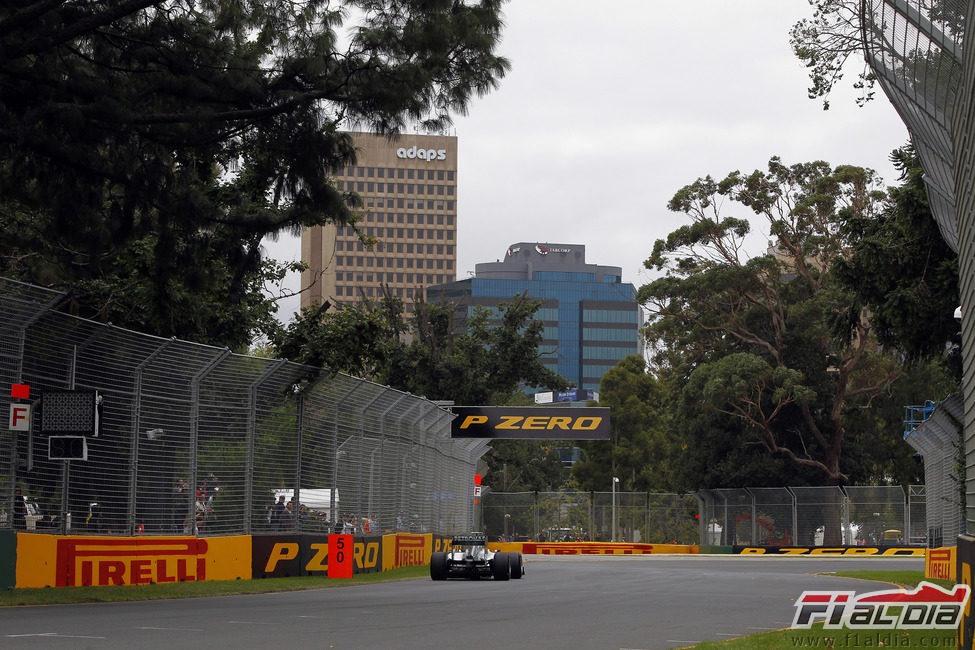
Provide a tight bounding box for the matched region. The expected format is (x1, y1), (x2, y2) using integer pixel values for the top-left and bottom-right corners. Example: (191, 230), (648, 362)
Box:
(450, 406), (610, 440)
(734, 545), (926, 556)
(252, 534), (382, 578)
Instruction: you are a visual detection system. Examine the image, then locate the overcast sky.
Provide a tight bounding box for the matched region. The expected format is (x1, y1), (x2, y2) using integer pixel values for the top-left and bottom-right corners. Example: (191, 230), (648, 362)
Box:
(266, 1), (909, 322)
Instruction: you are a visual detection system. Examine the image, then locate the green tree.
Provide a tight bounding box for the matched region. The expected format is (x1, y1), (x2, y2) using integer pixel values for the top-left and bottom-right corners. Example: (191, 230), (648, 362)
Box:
(274, 290), (568, 403)
(572, 355), (675, 493)
(833, 145), (960, 376)
(0, 1), (509, 348)
(790, 0), (964, 110)
(273, 290), (407, 381)
(640, 158), (900, 490)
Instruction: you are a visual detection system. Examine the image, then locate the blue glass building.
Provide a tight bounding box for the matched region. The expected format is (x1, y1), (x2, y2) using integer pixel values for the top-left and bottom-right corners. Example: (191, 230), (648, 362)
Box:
(426, 242), (641, 392)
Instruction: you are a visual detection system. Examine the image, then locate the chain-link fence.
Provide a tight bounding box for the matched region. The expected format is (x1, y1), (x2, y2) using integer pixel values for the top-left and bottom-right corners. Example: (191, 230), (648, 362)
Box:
(480, 490), (699, 545)
(0, 277), (486, 537)
(698, 485), (926, 547)
(905, 394), (965, 546)
(862, 0), (965, 250)
(481, 486), (929, 547)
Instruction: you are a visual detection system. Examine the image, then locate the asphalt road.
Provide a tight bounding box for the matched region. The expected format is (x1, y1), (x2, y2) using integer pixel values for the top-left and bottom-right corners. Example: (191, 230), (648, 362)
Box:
(0, 555), (925, 650)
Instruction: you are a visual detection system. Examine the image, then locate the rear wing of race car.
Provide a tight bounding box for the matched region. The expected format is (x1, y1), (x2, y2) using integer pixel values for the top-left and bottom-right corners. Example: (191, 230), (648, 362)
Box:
(451, 534), (487, 546)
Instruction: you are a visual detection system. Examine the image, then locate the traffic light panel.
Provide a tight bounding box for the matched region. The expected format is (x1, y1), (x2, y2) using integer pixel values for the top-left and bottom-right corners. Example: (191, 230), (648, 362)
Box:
(48, 436), (88, 460)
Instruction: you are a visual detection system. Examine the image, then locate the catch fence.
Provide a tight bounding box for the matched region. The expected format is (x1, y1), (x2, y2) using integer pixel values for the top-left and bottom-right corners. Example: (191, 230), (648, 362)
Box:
(483, 486), (929, 546)
(0, 278), (484, 537)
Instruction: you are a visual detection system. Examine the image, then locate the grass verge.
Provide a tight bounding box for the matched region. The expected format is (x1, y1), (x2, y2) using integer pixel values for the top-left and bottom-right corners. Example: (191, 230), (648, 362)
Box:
(0, 565), (429, 606)
(683, 570), (958, 649)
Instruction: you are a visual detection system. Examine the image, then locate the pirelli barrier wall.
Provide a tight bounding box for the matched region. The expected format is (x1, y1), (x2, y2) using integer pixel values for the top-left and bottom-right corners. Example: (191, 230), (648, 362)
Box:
(732, 545), (926, 556)
(3, 533), (953, 589)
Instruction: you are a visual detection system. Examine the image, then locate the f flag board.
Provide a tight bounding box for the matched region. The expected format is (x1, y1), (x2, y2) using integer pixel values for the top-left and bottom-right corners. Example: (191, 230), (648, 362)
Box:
(450, 406), (610, 440)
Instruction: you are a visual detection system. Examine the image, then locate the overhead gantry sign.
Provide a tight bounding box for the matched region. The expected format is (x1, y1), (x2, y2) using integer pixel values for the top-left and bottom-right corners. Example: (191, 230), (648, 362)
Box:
(449, 406), (610, 440)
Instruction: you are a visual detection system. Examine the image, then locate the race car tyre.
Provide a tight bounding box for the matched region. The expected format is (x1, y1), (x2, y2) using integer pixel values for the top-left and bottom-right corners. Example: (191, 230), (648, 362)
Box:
(430, 551), (448, 580)
(509, 551), (523, 579)
(492, 551), (510, 581)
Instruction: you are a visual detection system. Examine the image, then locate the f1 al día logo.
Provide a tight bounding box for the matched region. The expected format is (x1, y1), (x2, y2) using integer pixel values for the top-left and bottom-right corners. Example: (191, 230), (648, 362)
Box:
(792, 581), (970, 630)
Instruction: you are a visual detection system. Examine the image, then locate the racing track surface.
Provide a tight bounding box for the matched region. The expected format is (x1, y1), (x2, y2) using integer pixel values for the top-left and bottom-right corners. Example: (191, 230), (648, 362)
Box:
(0, 555), (924, 650)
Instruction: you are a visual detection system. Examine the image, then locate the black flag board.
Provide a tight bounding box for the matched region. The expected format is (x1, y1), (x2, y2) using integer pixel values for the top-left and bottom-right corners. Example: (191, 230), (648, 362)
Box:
(450, 406), (610, 440)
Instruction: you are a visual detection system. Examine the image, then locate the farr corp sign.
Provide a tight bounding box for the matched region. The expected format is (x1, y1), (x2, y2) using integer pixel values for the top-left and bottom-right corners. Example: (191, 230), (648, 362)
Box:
(396, 145), (447, 162)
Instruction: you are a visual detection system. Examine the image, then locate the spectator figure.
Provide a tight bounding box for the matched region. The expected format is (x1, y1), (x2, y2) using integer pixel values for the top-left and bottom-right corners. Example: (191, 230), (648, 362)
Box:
(270, 495), (287, 531)
(173, 478), (188, 531)
(283, 501), (295, 529)
(12, 487), (26, 530)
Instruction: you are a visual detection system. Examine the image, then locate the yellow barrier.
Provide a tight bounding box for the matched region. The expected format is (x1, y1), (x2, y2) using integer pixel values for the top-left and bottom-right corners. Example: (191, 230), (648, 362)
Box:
(926, 546), (956, 581)
(489, 541), (699, 555)
(15, 533), (251, 588)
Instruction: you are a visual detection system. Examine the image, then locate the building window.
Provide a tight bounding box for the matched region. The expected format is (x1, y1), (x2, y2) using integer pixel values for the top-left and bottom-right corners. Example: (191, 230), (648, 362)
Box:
(407, 169), (415, 179)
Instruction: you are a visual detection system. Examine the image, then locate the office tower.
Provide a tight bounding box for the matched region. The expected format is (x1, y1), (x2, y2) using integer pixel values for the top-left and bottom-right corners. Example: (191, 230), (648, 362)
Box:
(427, 243), (642, 392)
(301, 132), (458, 313)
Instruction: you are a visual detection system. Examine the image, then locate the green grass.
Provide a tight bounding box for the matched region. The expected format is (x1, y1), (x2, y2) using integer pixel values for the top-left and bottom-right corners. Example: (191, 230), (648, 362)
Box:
(682, 570), (959, 649)
(0, 565), (429, 606)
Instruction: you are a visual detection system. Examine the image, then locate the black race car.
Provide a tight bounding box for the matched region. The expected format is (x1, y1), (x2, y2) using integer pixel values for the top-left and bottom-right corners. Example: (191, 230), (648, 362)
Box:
(430, 533), (524, 580)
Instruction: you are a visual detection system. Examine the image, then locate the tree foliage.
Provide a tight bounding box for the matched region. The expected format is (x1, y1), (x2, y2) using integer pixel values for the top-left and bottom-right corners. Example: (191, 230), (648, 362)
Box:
(640, 157), (899, 485)
(790, 0), (874, 109)
(833, 145), (960, 376)
(0, 0), (509, 348)
(791, 0), (964, 110)
(274, 290), (568, 404)
(572, 355), (675, 493)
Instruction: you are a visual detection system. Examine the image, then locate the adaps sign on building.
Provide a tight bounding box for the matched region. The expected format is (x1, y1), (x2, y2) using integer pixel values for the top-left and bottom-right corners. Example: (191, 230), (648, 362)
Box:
(450, 406), (610, 440)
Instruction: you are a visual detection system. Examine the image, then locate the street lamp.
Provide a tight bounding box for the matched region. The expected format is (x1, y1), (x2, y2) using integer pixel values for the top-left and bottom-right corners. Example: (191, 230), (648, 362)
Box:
(504, 513), (511, 541)
(611, 477), (619, 542)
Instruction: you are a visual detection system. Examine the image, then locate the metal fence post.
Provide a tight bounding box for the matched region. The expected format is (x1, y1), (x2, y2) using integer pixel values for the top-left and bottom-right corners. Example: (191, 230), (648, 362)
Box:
(188, 349), (231, 535)
(245, 359), (286, 535)
(128, 339), (174, 535)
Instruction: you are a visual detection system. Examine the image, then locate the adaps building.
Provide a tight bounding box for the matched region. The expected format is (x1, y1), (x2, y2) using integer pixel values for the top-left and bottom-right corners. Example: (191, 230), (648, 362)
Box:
(301, 131), (458, 313)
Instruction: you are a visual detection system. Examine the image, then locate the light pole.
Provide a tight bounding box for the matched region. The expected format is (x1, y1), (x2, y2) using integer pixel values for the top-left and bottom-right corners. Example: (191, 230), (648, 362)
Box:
(611, 477), (619, 542)
(504, 513), (511, 541)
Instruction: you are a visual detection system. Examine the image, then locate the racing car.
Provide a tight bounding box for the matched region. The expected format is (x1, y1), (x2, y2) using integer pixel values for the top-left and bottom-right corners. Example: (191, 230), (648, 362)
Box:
(430, 533), (524, 580)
